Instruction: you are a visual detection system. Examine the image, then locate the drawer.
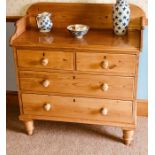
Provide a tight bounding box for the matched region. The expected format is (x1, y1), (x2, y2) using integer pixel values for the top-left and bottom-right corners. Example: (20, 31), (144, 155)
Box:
(22, 94), (133, 124)
(76, 52), (136, 76)
(19, 71), (134, 100)
(17, 50), (74, 70)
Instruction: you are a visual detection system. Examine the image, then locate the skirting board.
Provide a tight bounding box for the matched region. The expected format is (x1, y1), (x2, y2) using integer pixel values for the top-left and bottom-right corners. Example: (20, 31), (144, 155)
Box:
(137, 99), (148, 117)
(6, 91), (148, 117)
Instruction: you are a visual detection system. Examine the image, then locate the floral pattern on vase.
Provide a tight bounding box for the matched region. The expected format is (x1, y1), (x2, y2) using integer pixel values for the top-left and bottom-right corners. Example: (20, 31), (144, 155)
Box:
(112, 0), (130, 35)
(36, 12), (53, 32)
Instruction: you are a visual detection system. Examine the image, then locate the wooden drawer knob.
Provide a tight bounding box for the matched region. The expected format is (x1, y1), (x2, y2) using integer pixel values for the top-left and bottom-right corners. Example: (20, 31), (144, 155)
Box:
(42, 79), (50, 87)
(43, 103), (52, 111)
(101, 107), (108, 116)
(101, 83), (109, 92)
(41, 58), (48, 66)
(101, 60), (109, 69)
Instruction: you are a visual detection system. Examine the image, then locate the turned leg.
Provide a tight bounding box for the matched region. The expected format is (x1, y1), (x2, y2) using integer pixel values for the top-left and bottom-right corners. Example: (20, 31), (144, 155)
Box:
(24, 120), (34, 135)
(122, 129), (134, 145)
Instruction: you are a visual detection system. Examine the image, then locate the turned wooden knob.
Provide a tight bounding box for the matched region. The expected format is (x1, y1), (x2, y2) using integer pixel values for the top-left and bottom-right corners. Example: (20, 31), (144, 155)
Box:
(41, 58), (48, 66)
(101, 60), (109, 69)
(101, 107), (108, 116)
(42, 79), (50, 87)
(43, 103), (52, 111)
(101, 83), (109, 92)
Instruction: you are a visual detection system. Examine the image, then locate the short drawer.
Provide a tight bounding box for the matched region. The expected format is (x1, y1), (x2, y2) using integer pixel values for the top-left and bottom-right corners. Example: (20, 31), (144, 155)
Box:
(22, 94), (133, 124)
(17, 50), (74, 70)
(19, 71), (134, 100)
(76, 52), (136, 76)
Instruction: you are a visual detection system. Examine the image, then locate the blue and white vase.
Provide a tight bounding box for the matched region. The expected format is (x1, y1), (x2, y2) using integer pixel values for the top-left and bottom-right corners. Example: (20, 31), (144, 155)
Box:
(112, 0), (130, 35)
(36, 12), (53, 32)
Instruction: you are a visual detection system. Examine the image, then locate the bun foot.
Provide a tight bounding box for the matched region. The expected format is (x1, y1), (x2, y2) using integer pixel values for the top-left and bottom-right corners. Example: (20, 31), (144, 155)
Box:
(124, 139), (133, 146)
(24, 120), (34, 135)
(122, 129), (134, 145)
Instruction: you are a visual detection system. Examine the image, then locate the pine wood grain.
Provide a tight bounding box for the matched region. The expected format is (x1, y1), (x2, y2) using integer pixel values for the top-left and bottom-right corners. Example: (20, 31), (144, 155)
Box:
(19, 71), (134, 100)
(10, 16), (28, 45)
(26, 3), (146, 30)
(76, 52), (136, 76)
(10, 29), (141, 54)
(6, 91), (147, 117)
(17, 49), (74, 70)
(22, 93), (133, 124)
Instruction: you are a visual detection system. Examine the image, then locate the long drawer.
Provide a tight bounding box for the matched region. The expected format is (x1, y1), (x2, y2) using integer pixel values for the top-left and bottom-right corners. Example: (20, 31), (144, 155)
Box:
(17, 50), (74, 70)
(76, 52), (136, 76)
(19, 71), (134, 100)
(22, 94), (133, 124)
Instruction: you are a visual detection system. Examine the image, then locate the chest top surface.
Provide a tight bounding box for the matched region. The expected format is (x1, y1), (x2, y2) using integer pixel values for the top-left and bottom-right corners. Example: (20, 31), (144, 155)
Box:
(10, 2), (146, 54)
(11, 28), (141, 53)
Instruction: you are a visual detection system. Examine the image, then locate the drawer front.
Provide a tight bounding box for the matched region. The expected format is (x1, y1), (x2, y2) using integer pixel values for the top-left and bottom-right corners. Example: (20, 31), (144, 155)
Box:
(22, 94), (133, 123)
(17, 50), (74, 70)
(20, 71), (134, 100)
(76, 52), (136, 75)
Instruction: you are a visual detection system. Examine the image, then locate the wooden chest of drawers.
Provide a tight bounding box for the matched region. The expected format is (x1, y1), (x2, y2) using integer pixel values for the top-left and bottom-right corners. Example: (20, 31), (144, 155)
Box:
(10, 3), (146, 145)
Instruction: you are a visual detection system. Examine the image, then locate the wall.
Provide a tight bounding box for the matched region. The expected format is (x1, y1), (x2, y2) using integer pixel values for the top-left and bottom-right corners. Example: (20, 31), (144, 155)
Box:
(6, 23), (17, 90)
(137, 27), (148, 99)
(6, 0), (148, 99)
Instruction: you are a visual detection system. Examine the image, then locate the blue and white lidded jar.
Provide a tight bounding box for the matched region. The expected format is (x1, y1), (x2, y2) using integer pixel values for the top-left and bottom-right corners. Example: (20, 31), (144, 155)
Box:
(36, 12), (53, 32)
(112, 0), (130, 35)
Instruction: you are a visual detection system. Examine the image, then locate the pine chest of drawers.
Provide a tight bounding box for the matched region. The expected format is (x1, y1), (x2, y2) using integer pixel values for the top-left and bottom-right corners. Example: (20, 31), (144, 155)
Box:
(10, 2), (146, 145)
